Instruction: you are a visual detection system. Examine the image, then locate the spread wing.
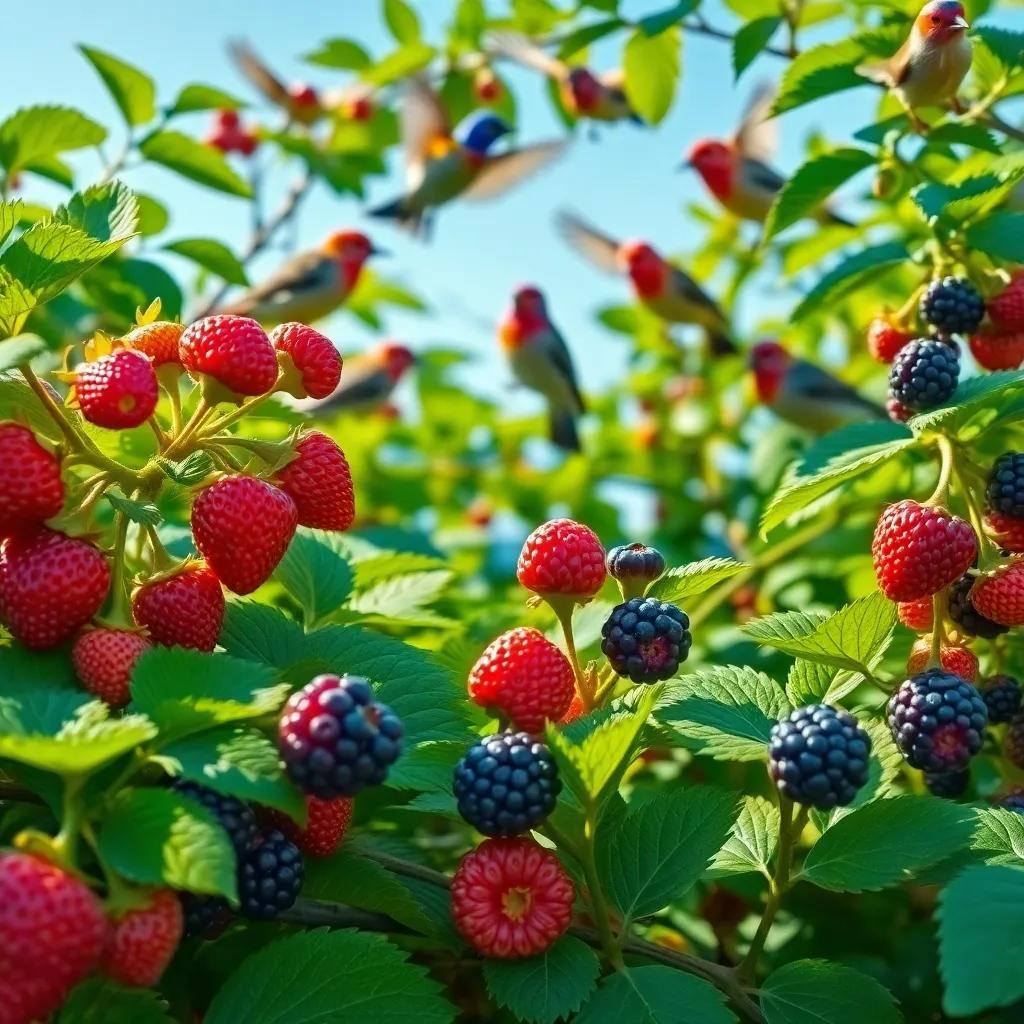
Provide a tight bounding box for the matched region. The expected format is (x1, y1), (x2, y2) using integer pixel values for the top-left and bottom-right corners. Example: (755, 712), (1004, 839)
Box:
(555, 210), (622, 275)
(462, 141), (568, 201)
(489, 31), (566, 80)
(229, 40), (291, 107)
(232, 252), (333, 308)
(402, 77), (452, 187)
(733, 82), (778, 161)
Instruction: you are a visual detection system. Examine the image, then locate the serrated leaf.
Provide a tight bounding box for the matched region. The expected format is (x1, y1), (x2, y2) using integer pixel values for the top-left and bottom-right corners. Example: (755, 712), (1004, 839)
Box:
(733, 16), (782, 78)
(623, 26), (681, 124)
(105, 492), (162, 526)
(275, 528), (355, 628)
(707, 795), (780, 877)
(0, 333), (47, 372)
(139, 131), (252, 197)
(792, 241), (909, 322)
(760, 960), (902, 1024)
(969, 807), (1024, 865)
(305, 38), (373, 70)
(220, 601), (308, 667)
(57, 978), (173, 1023)
(974, 25), (1024, 70)
(785, 659), (836, 705)
(79, 47), (156, 126)
(155, 450), (215, 485)
(575, 966), (737, 1024)
(0, 671), (88, 735)
(645, 557), (747, 604)
(347, 569), (452, 624)
(965, 212), (1024, 265)
(384, 739), (463, 792)
(907, 371), (1024, 437)
(0, 105), (107, 173)
(164, 238), (248, 285)
(168, 83), (247, 115)
(795, 420), (914, 477)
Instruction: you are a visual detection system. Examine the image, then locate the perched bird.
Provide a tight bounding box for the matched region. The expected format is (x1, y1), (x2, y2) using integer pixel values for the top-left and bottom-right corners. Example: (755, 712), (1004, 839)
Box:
(229, 40), (325, 123)
(489, 32), (640, 124)
(556, 211), (734, 356)
(750, 341), (886, 432)
(856, 0), (971, 132)
(217, 230), (382, 325)
(368, 79), (567, 236)
(308, 341), (416, 417)
(499, 285), (585, 451)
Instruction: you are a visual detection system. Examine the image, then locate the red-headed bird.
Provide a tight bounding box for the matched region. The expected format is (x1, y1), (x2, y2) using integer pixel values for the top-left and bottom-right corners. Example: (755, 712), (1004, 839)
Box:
(556, 211), (735, 356)
(750, 341), (885, 432)
(229, 40), (326, 124)
(499, 285), (585, 451)
(308, 341), (416, 417)
(856, 0), (971, 132)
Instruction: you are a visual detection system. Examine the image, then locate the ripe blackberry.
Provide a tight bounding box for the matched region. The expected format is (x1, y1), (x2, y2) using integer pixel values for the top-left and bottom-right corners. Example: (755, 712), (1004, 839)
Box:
(920, 276), (985, 335)
(601, 597), (691, 683)
(453, 732), (561, 837)
(1005, 715), (1024, 769)
(605, 543), (666, 586)
(278, 674), (403, 798)
(987, 452), (1024, 519)
(982, 675), (1022, 725)
(948, 573), (1009, 639)
(171, 779), (257, 855)
(887, 669), (988, 773)
(767, 704), (871, 809)
(179, 894), (231, 940)
(237, 830), (304, 920)
(924, 769), (969, 799)
(889, 338), (960, 412)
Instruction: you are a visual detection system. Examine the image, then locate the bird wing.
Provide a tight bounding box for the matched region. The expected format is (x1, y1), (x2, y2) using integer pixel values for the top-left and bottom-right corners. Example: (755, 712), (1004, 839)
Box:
(733, 82), (778, 161)
(228, 252), (334, 309)
(598, 67), (626, 90)
(856, 39), (911, 88)
(666, 264), (728, 327)
(461, 141), (568, 201)
(546, 324), (585, 413)
(555, 210), (622, 275)
(489, 31), (566, 79)
(313, 361), (390, 412)
(742, 156), (786, 196)
(229, 40), (291, 107)
(792, 360), (885, 415)
(402, 77), (452, 187)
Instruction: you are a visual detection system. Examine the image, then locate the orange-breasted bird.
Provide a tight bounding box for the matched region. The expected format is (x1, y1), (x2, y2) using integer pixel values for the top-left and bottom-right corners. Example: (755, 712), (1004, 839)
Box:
(556, 211), (735, 356)
(856, 0), (971, 132)
(499, 285), (585, 451)
(750, 340), (885, 432)
(307, 341), (416, 417)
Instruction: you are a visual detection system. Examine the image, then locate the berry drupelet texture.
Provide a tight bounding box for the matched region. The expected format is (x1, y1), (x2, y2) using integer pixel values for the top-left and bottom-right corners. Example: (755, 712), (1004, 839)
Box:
(987, 452), (1024, 519)
(237, 830), (304, 920)
(925, 769), (970, 799)
(888, 338), (960, 412)
(920, 276), (985, 335)
(171, 779), (258, 855)
(982, 675), (1022, 725)
(601, 597), (691, 683)
(948, 573), (1009, 639)
(180, 894), (232, 940)
(516, 518), (606, 599)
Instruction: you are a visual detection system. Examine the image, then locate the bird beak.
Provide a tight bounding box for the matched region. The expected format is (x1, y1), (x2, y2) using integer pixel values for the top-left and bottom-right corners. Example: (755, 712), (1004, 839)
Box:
(953, 15), (969, 28)
(368, 244), (389, 257)
(678, 158), (692, 171)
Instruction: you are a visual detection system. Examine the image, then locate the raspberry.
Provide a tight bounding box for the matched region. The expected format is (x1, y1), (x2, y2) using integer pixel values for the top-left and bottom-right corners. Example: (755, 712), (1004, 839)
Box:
(453, 732), (561, 836)
(897, 596), (933, 631)
(516, 518), (606, 600)
(467, 627), (575, 733)
(987, 274), (1024, 331)
(1005, 716), (1024, 770)
(0, 852), (105, 1023)
(180, 893), (231, 940)
(0, 528), (110, 650)
(601, 597), (691, 683)
(867, 316), (913, 363)
(889, 338), (960, 412)
(132, 563), (225, 651)
(278, 674), (403, 798)
(925, 769), (969, 799)
(987, 452), (1024, 518)
(191, 476), (297, 595)
(0, 423), (64, 535)
(605, 542), (666, 585)
(260, 796), (353, 858)
(100, 888), (183, 987)
(271, 323), (342, 400)
(124, 320), (185, 367)
(275, 432), (355, 531)
(871, 500), (976, 602)
(887, 669), (988, 773)
(907, 639), (978, 682)
(971, 562), (1024, 626)
(982, 675), (1022, 725)
(237, 830), (304, 920)
(451, 838), (574, 958)
(171, 779), (258, 855)
(179, 315), (278, 398)
(72, 627), (152, 707)
(767, 704), (871, 809)
(969, 330), (1024, 371)
(948, 573), (1008, 639)
(886, 396), (912, 423)
(985, 511), (1024, 553)
(75, 349), (159, 430)
(920, 276), (985, 335)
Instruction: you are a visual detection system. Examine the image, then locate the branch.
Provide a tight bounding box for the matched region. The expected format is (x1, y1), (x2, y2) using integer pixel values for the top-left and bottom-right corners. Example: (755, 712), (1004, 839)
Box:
(281, 898), (414, 933)
(979, 110), (1024, 146)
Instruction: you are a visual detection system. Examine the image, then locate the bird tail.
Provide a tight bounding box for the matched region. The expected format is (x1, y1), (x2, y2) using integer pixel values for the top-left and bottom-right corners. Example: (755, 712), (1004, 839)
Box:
(549, 407), (581, 452)
(367, 196), (424, 234)
(707, 329), (738, 359)
(854, 60), (894, 88)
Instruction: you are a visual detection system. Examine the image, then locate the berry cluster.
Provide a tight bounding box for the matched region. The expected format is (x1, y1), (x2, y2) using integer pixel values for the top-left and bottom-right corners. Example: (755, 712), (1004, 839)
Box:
(204, 108), (259, 156)
(601, 597), (691, 683)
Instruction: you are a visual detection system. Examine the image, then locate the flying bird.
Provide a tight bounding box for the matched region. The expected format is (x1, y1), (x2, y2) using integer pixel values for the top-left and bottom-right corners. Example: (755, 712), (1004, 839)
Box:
(229, 40), (325, 124)
(308, 341), (416, 417)
(856, 0), (971, 132)
(556, 211), (735, 357)
(368, 79), (567, 236)
(499, 285), (585, 451)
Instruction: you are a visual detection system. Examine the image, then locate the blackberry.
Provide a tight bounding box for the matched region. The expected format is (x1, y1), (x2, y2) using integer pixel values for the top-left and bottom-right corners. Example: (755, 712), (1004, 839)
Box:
(888, 669), (988, 773)
(920, 276), (985, 335)
(172, 779), (257, 855)
(987, 452), (1024, 519)
(606, 543), (666, 585)
(948, 573), (1009, 639)
(767, 704), (871, 809)
(982, 675), (1022, 725)
(1004, 715), (1024, 769)
(601, 597), (691, 683)
(180, 893), (231, 940)
(278, 674), (403, 798)
(453, 731), (561, 836)
(237, 830), (304, 920)
(924, 769), (969, 799)
(996, 791), (1024, 814)
(889, 338), (960, 413)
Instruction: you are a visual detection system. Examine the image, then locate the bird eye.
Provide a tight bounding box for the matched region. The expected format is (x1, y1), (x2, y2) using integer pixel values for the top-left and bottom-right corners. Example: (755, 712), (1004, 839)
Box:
(931, 14), (941, 21)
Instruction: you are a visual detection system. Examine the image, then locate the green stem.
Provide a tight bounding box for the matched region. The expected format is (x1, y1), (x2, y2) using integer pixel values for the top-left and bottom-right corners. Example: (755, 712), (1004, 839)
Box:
(20, 363), (81, 448)
(551, 598), (591, 708)
(144, 524), (178, 573)
(927, 435), (956, 508)
(167, 384), (183, 436)
(103, 512), (133, 625)
(581, 811), (624, 971)
(199, 390), (277, 438)
(164, 399), (213, 458)
(51, 774), (86, 864)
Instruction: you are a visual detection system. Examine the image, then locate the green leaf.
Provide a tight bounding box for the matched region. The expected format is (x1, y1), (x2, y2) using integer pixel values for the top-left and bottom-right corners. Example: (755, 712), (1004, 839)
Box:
(57, 978), (173, 1023)
(785, 660), (836, 706)
(0, 333), (46, 371)
(795, 420), (913, 477)
(802, 795), (976, 892)
(575, 966), (737, 1024)
(637, 0), (698, 35)
(598, 786), (740, 920)
(135, 194), (169, 236)
(0, 672), (89, 734)
(164, 238), (248, 285)
(965, 212), (1024, 265)
(0, 105), (107, 173)
(79, 47), (156, 126)
(907, 371), (1024, 437)
(98, 787), (237, 898)
(0, 199), (21, 248)
(483, 937), (601, 1024)
(707, 795), (779, 878)
(348, 569), (453, 624)
(733, 17), (782, 79)
(220, 601), (308, 668)
(384, 739), (463, 792)
(275, 528), (355, 628)
(168, 83), (246, 115)
(105, 492), (162, 526)
(791, 241), (909, 322)
(155, 450), (215, 486)
(968, 807), (1024, 866)
(973, 26), (1024, 71)
(623, 27), (681, 125)
(138, 131), (252, 197)
(557, 19), (625, 58)
(363, 43), (436, 87)
(760, 960), (902, 1024)
(304, 38), (373, 70)
(645, 557), (747, 604)
(384, 0), (422, 42)
(205, 929), (455, 1024)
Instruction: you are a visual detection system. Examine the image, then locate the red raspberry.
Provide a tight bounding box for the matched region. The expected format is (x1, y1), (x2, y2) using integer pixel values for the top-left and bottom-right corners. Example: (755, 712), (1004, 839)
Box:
(897, 597), (933, 631)
(907, 638), (978, 682)
(0, 423), (64, 535)
(192, 476), (297, 595)
(179, 315), (278, 398)
(0, 529), (110, 649)
(343, 93), (375, 121)
(100, 888), (183, 987)
(124, 320), (185, 367)
(0, 853), (105, 1022)
(72, 628), (152, 707)
(988, 274), (1024, 332)
(972, 562), (1024, 626)
(451, 838), (574, 958)
(132, 564), (224, 651)
(275, 432), (355, 531)
(867, 316), (913, 363)
(871, 501), (977, 602)
(986, 511), (1024, 553)
(516, 519), (606, 600)
(271, 323), (342, 400)
(969, 330), (1024, 371)
(261, 796), (353, 858)
(468, 627), (575, 733)
(75, 349), (158, 429)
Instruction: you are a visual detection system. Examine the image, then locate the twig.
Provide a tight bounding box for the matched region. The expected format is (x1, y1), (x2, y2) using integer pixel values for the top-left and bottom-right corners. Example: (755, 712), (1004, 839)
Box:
(281, 898), (415, 933)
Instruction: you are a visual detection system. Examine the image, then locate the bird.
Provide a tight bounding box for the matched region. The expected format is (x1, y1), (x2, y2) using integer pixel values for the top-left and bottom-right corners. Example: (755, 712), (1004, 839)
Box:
(498, 285), (585, 451)
(229, 40), (326, 124)
(856, 0), (971, 133)
(556, 210), (735, 357)
(684, 86), (852, 226)
(368, 78), (567, 236)
(308, 341), (416, 417)
(749, 340), (886, 432)
(488, 32), (640, 125)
